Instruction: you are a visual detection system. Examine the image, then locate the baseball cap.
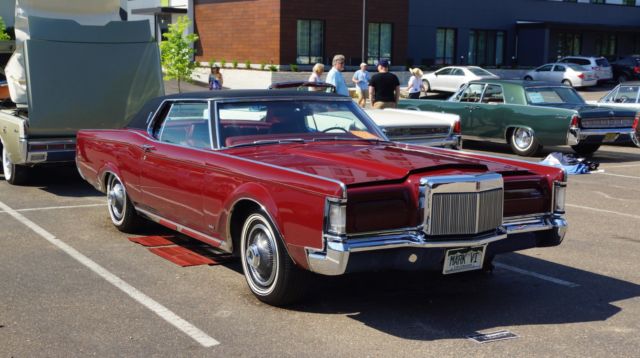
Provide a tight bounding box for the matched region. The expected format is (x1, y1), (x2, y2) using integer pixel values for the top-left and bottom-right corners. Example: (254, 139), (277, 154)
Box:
(378, 59), (390, 67)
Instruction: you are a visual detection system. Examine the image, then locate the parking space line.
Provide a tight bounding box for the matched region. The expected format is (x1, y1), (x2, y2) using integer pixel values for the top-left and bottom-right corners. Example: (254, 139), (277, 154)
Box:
(494, 263), (579, 288)
(566, 204), (640, 220)
(0, 199), (220, 348)
(0, 203), (105, 214)
(594, 172), (640, 180)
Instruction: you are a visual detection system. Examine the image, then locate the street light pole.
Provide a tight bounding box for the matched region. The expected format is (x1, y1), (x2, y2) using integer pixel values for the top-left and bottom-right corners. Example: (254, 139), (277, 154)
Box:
(362, 0), (366, 64)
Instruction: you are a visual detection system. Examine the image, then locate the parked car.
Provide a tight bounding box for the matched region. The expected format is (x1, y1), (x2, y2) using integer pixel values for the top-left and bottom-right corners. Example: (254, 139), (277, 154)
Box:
(609, 55), (640, 83)
(269, 81), (462, 149)
(588, 81), (640, 114)
(76, 90), (568, 305)
(524, 63), (597, 88)
(558, 56), (613, 82)
(398, 80), (639, 156)
(421, 66), (499, 93)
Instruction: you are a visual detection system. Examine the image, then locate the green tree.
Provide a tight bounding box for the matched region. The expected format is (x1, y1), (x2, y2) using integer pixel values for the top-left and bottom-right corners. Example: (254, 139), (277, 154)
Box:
(0, 16), (10, 41)
(159, 16), (199, 93)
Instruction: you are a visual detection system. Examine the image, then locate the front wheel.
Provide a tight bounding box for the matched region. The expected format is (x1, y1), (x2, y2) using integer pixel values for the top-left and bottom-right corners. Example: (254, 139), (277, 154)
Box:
(106, 174), (141, 232)
(422, 79), (430, 92)
(240, 211), (307, 306)
(524, 76), (533, 81)
(562, 79), (572, 87)
(571, 143), (600, 156)
(2, 146), (28, 185)
(509, 127), (541, 156)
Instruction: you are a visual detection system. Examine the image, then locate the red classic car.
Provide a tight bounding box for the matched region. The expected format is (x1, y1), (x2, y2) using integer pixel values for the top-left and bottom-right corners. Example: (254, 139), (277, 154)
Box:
(76, 90), (568, 305)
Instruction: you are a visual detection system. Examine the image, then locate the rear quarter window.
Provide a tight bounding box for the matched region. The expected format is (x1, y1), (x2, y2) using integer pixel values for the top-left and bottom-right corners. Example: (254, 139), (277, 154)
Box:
(596, 58), (610, 67)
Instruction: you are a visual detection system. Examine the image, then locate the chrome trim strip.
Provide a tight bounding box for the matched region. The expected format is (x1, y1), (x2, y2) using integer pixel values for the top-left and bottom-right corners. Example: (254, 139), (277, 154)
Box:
(136, 207), (232, 252)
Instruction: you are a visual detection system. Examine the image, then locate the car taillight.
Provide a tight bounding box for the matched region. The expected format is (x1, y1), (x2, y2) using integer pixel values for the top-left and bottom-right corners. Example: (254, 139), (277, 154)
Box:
(633, 114), (639, 131)
(577, 73), (585, 79)
(453, 119), (461, 134)
(570, 115), (580, 129)
(634, 66), (640, 74)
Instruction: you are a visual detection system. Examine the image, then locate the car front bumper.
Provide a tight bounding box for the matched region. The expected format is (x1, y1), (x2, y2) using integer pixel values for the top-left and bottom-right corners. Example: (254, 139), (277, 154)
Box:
(306, 213), (567, 276)
(567, 128), (640, 147)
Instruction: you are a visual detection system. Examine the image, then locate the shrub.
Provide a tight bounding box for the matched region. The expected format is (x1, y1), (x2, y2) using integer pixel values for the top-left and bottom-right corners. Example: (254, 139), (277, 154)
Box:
(268, 65), (278, 72)
(0, 16), (10, 41)
(232, 60), (238, 69)
(260, 63), (267, 70)
(220, 59), (227, 68)
(244, 60), (251, 69)
(209, 58), (217, 66)
(290, 64), (298, 72)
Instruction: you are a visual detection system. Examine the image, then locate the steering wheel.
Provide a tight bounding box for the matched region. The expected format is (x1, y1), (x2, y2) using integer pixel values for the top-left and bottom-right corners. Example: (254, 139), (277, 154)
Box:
(618, 95), (629, 103)
(321, 127), (349, 133)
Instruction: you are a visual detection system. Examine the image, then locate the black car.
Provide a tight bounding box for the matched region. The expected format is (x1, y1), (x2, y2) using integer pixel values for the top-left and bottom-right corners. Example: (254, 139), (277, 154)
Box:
(610, 55), (640, 83)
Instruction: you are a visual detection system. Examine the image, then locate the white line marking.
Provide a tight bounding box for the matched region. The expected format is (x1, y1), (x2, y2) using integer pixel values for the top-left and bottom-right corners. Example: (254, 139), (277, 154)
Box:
(0, 200), (219, 348)
(594, 172), (640, 180)
(566, 204), (640, 220)
(494, 263), (579, 288)
(0, 203), (105, 214)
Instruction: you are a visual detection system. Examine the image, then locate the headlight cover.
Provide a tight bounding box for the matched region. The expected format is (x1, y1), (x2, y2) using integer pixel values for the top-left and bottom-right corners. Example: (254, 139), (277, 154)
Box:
(553, 181), (567, 214)
(326, 199), (346, 235)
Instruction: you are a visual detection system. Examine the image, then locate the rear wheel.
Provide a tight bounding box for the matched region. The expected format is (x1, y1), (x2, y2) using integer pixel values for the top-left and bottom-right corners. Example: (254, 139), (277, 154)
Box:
(106, 174), (141, 232)
(240, 211), (307, 306)
(2, 146), (28, 185)
(509, 127), (541, 156)
(562, 79), (572, 87)
(571, 143), (600, 156)
(524, 76), (533, 81)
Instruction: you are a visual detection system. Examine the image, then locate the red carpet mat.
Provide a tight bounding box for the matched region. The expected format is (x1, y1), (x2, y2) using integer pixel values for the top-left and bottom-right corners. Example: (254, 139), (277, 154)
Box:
(128, 235), (233, 267)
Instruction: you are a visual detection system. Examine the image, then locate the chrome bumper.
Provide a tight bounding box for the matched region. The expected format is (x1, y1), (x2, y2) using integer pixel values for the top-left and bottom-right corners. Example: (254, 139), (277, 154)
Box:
(567, 128), (639, 147)
(393, 134), (462, 149)
(306, 213), (567, 276)
(18, 138), (76, 165)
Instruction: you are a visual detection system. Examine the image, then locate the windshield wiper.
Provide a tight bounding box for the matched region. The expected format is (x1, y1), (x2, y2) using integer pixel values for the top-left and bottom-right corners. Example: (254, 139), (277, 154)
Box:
(312, 137), (392, 144)
(228, 138), (305, 148)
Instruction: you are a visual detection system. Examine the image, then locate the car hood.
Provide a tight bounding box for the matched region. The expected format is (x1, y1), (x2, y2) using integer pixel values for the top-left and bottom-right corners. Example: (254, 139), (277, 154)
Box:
(227, 141), (525, 186)
(365, 108), (458, 127)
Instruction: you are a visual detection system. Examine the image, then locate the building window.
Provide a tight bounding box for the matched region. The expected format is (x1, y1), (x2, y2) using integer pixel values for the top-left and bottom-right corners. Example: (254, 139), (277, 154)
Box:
(435, 28), (456, 65)
(590, 0), (604, 4)
(468, 30), (505, 66)
(556, 32), (581, 59)
(595, 34), (616, 56)
(623, 0), (636, 5)
(367, 23), (393, 65)
(297, 20), (324, 65)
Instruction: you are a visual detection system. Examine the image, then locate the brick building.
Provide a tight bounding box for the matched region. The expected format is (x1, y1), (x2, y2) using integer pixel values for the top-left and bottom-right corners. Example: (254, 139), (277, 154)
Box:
(194, 0), (408, 67)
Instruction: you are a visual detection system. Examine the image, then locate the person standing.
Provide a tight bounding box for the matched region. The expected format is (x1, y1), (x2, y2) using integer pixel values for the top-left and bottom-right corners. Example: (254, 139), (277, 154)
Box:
(209, 66), (223, 90)
(407, 68), (425, 99)
(308, 63), (325, 91)
(368, 59), (400, 109)
(352, 62), (370, 108)
(325, 54), (349, 96)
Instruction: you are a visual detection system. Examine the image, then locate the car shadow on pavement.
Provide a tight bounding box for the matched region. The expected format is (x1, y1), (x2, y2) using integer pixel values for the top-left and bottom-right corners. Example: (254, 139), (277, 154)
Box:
(462, 140), (640, 163)
(287, 253), (639, 341)
(0, 165), (103, 198)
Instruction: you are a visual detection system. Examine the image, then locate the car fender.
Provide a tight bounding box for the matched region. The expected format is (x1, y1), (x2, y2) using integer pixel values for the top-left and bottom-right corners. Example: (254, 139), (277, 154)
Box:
(97, 162), (124, 193)
(504, 124), (536, 143)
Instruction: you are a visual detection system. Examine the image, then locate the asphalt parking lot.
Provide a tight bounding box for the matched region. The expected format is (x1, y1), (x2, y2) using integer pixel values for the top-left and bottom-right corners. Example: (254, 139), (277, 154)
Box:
(1, 84), (639, 357)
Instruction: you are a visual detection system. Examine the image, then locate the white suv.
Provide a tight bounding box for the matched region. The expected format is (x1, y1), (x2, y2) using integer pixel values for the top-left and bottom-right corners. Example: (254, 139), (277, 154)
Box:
(558, 56), (613, 82)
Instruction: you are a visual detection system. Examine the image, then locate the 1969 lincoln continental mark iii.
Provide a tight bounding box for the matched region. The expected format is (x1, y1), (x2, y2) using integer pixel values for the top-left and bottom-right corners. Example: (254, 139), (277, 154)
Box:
(76, 91), (568, 305)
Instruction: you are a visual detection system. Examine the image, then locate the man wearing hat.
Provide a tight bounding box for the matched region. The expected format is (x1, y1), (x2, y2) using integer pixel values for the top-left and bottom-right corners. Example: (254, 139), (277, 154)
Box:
(368, 59), (400, 109)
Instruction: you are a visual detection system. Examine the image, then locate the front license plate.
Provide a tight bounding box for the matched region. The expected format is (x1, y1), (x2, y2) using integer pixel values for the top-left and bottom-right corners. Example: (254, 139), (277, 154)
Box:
(604, 133), (619, 142)
(443, 246), (486, 275)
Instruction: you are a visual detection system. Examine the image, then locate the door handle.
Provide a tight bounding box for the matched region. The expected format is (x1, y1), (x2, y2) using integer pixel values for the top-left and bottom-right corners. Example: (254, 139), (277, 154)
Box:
(141, 144), (156, 152)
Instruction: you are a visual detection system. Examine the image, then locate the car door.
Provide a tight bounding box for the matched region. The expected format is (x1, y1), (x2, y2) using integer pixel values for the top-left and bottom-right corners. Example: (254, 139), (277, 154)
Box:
(551, 64), (566, 83)
(431, 68), (453, 91)
(474, 84), (506, 139)
(534, 64), (553, 81)
(140, 100), (213, 233)
(455, 82), (486, 138)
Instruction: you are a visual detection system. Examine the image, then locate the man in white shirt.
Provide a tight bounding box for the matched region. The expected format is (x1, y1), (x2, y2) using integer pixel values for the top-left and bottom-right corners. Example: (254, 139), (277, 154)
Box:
(325, 54), (349, 96)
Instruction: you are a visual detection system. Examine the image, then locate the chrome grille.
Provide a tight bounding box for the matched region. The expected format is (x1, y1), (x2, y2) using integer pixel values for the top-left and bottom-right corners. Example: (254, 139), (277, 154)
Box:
(385, 126), (450, 138)
(429, 189), (503, 236)
(581, 117), (635, 129)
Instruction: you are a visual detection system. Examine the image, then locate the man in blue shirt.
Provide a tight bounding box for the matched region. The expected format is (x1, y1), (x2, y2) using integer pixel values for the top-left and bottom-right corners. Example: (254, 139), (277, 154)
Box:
(352, 62), (369, 108)
(325, 54), (349, 96)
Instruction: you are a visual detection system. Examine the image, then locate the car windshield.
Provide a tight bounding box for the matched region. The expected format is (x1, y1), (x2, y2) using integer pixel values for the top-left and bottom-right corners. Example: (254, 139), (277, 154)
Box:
(525, 87), (585, 105)
(217, 100), (386, 148)
(468, 67), (494, 76)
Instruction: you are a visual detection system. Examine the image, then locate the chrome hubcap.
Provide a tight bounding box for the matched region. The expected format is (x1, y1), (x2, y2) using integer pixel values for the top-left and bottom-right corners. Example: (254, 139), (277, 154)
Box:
(107, 177), (126, 221)
(2, 147), (12, 180)
(514, 128), (533, 150)
(244, 222), (276, 288)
